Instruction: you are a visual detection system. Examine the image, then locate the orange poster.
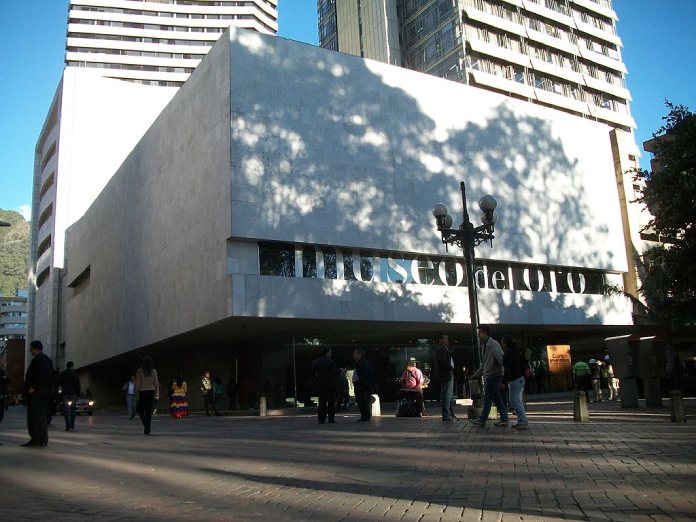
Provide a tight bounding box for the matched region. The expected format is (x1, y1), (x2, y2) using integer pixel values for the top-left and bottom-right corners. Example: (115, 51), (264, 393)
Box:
(546, 345), (572, 391)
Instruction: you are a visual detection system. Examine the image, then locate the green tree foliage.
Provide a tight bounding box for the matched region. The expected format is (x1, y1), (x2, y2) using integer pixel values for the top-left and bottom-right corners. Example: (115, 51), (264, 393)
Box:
(0, 209), (30, 296)
(625, 103), (696, 330)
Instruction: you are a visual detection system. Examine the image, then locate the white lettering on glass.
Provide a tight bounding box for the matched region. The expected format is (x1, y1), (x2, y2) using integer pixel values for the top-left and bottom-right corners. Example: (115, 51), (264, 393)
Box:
(411, 256), (435, 285)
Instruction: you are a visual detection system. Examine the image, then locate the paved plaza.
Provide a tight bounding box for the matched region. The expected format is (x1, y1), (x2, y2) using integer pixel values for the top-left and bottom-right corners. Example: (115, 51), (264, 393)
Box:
(1, 396), (695, 521)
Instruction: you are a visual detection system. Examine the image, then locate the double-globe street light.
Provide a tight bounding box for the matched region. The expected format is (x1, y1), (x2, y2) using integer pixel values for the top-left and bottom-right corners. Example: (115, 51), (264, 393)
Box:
(431, 181), (498, 411)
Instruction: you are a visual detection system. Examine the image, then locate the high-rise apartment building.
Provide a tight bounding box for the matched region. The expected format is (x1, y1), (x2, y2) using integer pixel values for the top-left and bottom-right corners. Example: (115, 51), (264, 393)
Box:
(318, 0), (648, 304)
(0, 290), (28, 344)
(319, 0), (632, 130)
(28, 0), (278, 364)
(66, 0), (278, 86)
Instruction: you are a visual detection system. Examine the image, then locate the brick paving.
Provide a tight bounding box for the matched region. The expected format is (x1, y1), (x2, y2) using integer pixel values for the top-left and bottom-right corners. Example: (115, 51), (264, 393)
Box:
(0, 397), (695, 521)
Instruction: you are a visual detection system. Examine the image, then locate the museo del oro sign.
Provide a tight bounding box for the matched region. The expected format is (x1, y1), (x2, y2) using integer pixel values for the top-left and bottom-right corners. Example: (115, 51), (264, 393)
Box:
(259, 242), (607, 295)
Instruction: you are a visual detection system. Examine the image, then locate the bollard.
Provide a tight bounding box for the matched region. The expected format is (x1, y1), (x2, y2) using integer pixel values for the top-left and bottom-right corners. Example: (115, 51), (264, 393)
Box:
(574, 390), (589, 422)
(670, 390), (686, 423)
(370, 394), (381, 417)
(258, 395), (267, 417)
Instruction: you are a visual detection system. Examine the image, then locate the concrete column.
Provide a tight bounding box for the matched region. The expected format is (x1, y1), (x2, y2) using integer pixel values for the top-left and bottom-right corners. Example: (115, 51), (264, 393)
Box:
(620, 377), (639, 408)
(645, 377), (662, 407)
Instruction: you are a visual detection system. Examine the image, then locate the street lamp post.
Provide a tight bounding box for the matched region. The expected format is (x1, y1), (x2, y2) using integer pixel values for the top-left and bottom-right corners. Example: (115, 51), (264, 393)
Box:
(432, 181), (498, 414)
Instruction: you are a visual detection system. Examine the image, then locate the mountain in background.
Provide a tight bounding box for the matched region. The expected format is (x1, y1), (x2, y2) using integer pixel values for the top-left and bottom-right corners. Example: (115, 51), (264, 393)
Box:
(0, 209), (30, 296)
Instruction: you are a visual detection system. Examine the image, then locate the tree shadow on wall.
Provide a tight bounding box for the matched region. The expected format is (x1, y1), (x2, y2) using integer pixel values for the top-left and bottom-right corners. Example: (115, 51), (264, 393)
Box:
(228, 31), (622, 324)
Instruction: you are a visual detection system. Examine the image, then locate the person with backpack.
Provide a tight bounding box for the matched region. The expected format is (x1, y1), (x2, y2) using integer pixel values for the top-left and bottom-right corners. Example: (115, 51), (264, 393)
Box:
(399, 361), (425, 417)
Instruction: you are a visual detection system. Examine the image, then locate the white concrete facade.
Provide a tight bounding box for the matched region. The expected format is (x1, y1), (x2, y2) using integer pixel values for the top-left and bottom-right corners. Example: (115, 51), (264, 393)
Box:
(28, 72), (177, 361)
(28, 0), (278, 363)
(63, 28), (632, 370)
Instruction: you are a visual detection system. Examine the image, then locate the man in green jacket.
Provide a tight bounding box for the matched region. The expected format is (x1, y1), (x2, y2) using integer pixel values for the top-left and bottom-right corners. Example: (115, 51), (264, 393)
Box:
(573, 360), (591, 396)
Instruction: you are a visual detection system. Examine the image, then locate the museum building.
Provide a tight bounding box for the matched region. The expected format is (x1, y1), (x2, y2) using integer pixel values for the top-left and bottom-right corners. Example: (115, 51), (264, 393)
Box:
(61, 28), (636, 408)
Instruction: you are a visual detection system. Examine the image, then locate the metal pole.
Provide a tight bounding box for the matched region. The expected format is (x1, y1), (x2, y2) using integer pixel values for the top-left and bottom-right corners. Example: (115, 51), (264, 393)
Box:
(460, 182), (481, 370)
(292, 336), (298, 408)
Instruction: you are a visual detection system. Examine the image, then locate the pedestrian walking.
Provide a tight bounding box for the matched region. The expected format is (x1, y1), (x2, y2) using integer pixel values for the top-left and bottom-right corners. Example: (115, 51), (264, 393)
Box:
(22, 340), (54, 447)
(470, 326), (509, 427)
(604, 355), (618, 400)
(122, 376), (136, 419)
(572, 360), (591, 396)
(534, 361), (548, 394)
(135, 356), (159, 435)
(170, 374), (189, 418)
(335, 368), (349, 412)
(589, 358), (602, 402)
(58, 361), (81, 431)
(502, 336), (528, 429)
(212, 377), (223, 415)
(201, 370), (216, 415)
(431, 334), (457, 421)
(352, 348), (374, 422)
(313, 346), (338, 424)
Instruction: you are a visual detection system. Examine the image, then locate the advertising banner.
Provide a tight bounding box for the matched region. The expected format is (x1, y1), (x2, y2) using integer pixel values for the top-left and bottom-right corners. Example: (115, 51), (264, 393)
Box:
(547, 345), (572, 391)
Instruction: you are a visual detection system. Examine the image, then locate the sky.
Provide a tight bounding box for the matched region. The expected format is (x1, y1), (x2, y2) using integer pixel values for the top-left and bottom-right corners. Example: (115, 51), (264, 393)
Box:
(1, 0), (695, 220)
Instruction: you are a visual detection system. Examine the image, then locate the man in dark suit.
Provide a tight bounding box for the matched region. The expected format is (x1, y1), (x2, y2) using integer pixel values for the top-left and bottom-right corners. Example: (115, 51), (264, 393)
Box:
(23, 340), (54, 447)
(432, 334), (457, 421)
(353, 348), (374, 422)
(312, 347), (338, 424)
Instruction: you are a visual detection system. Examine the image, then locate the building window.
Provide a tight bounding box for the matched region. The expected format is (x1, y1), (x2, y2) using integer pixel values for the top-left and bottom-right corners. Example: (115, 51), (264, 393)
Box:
(41, 143), (56, 171)
(259, 243), (295, 277)
(37, 235), (51, 258)
(38, 204), (53, 228)
(36, 268), (50, 288)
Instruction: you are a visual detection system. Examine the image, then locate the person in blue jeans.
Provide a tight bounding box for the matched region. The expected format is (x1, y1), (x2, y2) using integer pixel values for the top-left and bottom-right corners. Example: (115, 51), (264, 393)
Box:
(432, 334), (457, 421)
(501, 335), (528, 429)
(470, 325), (508, 427)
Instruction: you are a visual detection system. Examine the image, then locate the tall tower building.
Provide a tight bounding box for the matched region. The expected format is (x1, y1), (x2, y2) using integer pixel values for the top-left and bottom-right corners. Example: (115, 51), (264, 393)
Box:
(318, 0), (648, 307)
(28, 0), (278, 364)
(319, 0), (632, 129)
(66, 0), (278, 86)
